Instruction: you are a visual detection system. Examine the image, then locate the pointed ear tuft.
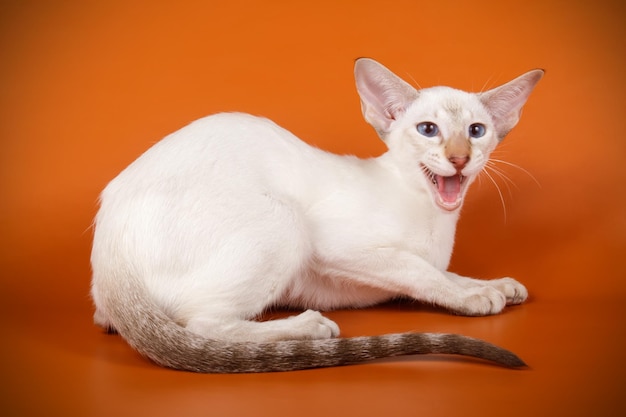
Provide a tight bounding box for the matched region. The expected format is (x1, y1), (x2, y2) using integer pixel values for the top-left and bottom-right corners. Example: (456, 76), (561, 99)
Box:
(354, 58), (419, 138)
(479, 69), (544, 140)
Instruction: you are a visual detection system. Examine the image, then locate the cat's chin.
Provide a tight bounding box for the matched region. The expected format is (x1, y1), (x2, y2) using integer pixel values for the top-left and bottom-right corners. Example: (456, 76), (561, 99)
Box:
(420, 165), (467, 211)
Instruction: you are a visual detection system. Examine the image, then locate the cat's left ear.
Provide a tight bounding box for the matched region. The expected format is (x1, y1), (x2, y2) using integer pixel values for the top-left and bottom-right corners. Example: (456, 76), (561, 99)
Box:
(479, 69), (544, 140)
(354, 58), (419, 139)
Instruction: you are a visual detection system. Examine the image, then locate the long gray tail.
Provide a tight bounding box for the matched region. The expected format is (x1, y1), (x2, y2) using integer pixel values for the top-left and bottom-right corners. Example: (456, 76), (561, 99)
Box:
(100, 271), (526, 373)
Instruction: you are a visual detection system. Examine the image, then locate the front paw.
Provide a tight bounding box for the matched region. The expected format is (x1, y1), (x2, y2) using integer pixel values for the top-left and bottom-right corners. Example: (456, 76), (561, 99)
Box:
(458, 286), (507, 316)
(487, 277), (528, 305)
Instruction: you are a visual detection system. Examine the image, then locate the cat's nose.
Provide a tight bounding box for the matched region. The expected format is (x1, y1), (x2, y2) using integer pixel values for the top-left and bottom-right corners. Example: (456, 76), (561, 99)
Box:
(449, 156), (469, 171)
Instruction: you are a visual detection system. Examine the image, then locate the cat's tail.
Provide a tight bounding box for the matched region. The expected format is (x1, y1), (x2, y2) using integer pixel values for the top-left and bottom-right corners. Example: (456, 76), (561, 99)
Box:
(99, 269), (526, 373)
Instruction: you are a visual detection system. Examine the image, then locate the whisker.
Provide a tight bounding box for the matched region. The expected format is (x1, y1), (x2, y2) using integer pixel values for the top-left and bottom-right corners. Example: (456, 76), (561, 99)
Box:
(485, 160), (519, 189)
(489, 158), (542, 188)
(484, 163), (515, 198)
(480, 168), (507, 222)
(405, 71), (422, 90)
(479, 73), (497, 93)
(420, 164), (431, 182)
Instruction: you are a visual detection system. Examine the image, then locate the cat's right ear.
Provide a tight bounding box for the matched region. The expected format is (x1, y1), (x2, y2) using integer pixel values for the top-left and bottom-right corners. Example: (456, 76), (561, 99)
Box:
(479, 69), (544, 140)
(354, 58), (419, 139)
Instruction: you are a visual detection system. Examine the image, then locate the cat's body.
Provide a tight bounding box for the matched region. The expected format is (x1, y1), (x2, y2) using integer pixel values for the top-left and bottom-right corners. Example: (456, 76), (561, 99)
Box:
(91, 59), (543, 372)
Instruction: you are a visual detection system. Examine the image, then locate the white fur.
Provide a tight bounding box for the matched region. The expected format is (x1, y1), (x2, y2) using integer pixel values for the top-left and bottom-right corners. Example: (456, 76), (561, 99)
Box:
(91, 59), (542, 344)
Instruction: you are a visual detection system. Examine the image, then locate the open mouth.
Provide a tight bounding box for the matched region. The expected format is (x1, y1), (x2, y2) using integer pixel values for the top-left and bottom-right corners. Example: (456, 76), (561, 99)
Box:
(421, 165), (468, 211)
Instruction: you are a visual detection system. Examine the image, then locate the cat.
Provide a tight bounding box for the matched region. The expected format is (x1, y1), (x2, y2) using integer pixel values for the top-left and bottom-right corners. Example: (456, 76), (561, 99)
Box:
(90, 58), (543, 372)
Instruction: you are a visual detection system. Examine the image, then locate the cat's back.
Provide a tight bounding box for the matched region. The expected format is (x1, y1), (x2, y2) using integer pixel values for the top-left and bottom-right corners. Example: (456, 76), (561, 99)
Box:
(183, 112), (299, 145)
(150, 112), (309, 163)
(105, 113), (314, 190)
(97, 112), (338, 220)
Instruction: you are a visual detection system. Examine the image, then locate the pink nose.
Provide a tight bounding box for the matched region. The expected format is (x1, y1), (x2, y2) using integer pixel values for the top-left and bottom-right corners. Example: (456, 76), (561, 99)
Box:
(449, 156), (469, 171)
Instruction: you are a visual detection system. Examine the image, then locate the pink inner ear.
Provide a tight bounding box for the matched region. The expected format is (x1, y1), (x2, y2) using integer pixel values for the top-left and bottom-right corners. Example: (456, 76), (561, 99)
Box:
(354, 59), (419, 135)
(480, 69), (544, 139)
(357, 77), (397, 130)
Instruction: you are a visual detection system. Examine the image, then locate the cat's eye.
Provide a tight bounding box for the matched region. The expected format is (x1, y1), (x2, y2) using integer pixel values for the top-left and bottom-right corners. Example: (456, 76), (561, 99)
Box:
(416, 122), (439, 137)
(469, 123), (486, 138)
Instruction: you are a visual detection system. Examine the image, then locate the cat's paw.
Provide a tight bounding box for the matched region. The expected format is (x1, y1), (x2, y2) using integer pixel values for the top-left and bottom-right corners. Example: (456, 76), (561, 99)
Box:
(487, 277), (528, 305)
(457, 286), (507, 316)
(287, 310), (340, 339)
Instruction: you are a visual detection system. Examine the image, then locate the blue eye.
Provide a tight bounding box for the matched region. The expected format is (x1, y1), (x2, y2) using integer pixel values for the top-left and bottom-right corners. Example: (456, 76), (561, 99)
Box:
(469, 123), (486, 138)
(417, 122), (439, 137)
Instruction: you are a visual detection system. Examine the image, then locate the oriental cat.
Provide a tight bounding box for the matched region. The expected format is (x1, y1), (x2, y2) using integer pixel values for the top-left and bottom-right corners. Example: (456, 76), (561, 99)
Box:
(91, 58), (543, 372)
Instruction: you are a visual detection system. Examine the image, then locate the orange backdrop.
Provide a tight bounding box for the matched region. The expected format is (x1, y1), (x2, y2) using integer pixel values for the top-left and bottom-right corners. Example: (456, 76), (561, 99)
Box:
(1, 1), (625, 416)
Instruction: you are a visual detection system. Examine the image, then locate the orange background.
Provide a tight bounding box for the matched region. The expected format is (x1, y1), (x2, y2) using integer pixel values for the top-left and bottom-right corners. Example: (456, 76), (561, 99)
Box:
(1, 1), (625, 416)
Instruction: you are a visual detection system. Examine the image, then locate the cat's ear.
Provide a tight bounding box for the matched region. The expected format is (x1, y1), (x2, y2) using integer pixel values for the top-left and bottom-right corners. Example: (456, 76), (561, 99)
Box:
(354, 58), (419, 139)
(479, 69), (544, 140)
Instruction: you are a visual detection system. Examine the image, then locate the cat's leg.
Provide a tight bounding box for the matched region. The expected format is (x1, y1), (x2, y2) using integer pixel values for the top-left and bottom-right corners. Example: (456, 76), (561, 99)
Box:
(185, 310), (339, 342)
(317, 248), (508, 316)
(177, 263), (342, 343)
(92, 285), (118, 333)
(177, 261), (342, 342)
(93, 309), (117, 333)
(170, 193), (340, 343)
(445, 272), (528, 305)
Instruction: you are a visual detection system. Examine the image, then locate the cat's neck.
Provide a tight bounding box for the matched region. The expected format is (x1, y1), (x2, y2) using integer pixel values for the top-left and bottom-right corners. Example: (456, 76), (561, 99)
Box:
(369, 152), (461, 271)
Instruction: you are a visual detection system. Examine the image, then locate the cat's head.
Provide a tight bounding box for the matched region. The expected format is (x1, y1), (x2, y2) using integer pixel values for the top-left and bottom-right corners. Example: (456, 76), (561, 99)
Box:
(354, 58), (543, 211)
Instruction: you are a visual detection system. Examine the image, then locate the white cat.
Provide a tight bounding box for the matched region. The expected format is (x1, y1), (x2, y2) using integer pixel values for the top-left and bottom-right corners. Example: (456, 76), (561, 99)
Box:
(90, 58), (543, 372)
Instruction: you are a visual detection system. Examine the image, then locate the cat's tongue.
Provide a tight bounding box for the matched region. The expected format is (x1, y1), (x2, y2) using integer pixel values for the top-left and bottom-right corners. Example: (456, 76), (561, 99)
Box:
(436, 174), (461, 203)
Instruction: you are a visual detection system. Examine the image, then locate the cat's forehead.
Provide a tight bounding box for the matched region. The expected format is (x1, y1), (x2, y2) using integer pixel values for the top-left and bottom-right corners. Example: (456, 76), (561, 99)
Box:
(412, 86), (486, 121)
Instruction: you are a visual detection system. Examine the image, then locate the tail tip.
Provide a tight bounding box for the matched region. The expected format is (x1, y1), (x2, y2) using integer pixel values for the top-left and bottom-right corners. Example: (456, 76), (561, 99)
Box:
(502, 353), (528, 369)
